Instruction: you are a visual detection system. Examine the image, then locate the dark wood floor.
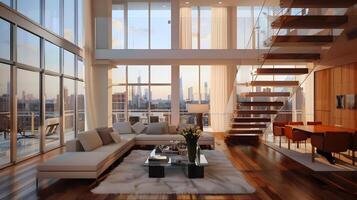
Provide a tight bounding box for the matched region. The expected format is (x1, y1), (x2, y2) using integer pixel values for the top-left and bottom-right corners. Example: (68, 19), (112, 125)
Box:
(1, 133), (356, 200)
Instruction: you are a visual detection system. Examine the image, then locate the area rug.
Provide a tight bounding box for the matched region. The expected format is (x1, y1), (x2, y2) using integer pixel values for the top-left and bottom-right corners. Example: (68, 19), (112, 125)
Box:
(265, 142), (357, 172)
(92, 150), (255, 194)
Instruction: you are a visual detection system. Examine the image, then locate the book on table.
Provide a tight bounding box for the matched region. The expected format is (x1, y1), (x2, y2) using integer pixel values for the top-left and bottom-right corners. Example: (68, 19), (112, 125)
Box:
(148, 155), (168, 163)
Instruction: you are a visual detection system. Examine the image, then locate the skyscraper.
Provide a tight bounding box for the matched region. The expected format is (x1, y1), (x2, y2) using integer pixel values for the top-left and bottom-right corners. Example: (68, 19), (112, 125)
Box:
(188, 87), (193, 101)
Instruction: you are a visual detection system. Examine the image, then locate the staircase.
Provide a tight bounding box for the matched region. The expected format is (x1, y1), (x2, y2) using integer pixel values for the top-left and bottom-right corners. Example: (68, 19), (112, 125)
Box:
(226, 0), (356, 145)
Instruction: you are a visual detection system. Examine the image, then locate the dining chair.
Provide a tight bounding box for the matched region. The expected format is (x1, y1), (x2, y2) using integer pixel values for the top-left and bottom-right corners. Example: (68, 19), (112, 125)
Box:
(285, 122), (306, 150)
(273, 122), (288, 148)
(307, 121), (322, 125)
(311, 132), (351, 162)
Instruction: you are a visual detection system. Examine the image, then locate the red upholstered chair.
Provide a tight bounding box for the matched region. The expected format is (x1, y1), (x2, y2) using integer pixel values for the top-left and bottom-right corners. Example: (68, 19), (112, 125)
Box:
(348, 132), (357, 165)
(307, 121), (322, 125)
(285, 122), (307, 150)
(273, 122), (288, 148)
(311, 132), (351, 162)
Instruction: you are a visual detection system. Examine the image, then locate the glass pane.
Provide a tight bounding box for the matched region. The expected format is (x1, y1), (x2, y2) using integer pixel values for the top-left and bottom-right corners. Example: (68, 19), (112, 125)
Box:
(128, 65), (149, 84)
(150, 65), (171, 83)
(112, 86), (126, 123)
(17, 28), (40, 67)
(17, 0), (41, 23)
(150, 1), (171, 49)
(77, 59), (84, 79)
(128, 85), (149, 124)
(77, 0), (84, 47)
(45, 41), (60, 73)
(0, 64), (10, 166)
(17, 69), (40, 159)
(180, 65), (199, 110)
(45, 0), (60, 34)
(63, 50), (75, 76)
(112, 65), (126, 84)
(64, 0), (75, 43)
(0, 19), (10, 60)
(150, 86), (171, 110)
(237, 7), (253, 49)
(64, 79), (75, 141)
(0, 0), (11, 6)
(200, 7), (211, 49)
(77, 81), (85, 132)
(44, 75), (60, 150)
(128, 2), (148, 49)
(112, 4), (125, 49)
(200, 65), (210, 104)
(192, 7), (198, 49)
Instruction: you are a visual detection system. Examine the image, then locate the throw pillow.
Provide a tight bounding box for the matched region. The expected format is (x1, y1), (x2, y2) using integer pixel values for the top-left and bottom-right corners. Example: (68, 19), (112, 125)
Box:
(77, 130), (103, 151)
(146, 122), (169, 134)
(132, 122), (146, 134)
(113, 122), (133, 134)
(110, 131), (122, 143)
(96, 127), (115, 145)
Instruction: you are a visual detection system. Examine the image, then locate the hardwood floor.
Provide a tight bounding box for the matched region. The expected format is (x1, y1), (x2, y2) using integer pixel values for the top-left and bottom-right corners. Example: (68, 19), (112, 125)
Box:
(0, 133), (356, 200)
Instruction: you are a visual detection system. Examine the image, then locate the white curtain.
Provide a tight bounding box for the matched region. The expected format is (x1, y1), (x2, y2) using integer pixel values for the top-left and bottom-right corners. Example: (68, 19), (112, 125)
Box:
(83, 0), (97, 130)
(210, 7), (230, 132)
(180, 7), (192, 49)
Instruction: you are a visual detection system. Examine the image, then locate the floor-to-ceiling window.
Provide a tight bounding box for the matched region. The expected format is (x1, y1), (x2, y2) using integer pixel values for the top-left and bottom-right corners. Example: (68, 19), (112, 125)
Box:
(112, 0), (171, 49)
(0, 63), (11, 166)
(112, 65), (171, 124)
(179, 65), (211, 126)
(0, 1), (84, 168)
(0, 0), (11, 6)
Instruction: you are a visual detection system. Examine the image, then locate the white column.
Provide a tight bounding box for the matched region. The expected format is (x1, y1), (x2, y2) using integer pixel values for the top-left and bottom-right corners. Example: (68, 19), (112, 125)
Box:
(171, 65), (180, 126)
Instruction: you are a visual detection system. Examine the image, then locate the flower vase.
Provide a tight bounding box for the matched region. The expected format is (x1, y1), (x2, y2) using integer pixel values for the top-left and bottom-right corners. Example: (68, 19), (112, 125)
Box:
(186, 139), (197, 163)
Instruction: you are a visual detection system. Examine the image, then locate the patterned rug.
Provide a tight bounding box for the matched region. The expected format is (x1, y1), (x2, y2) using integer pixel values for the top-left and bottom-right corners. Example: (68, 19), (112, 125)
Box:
(92, 150), (255, 194)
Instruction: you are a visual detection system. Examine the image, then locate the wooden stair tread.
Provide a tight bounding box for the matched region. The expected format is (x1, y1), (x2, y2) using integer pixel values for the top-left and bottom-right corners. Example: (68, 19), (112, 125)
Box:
(250, 81), (300, 87)
(264, 53), (320, 60)
(256, 68), (309, 75)
(232, 123), (267, 128)
(271, 15), (348, 29)
(233, 117), (271, 122)
(229, 129), (264, 134)
(237, 110), (278, 115)
(238, 101), (284, 106)
(269, 35), (334, 46)
(280, 0), (357, 8)
(240, 92), (290, 97)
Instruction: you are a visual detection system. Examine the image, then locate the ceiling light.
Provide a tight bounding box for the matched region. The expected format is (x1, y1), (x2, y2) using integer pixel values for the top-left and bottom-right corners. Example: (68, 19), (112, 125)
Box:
(218, 1), (222, 4)
(185, 1), (190, 5)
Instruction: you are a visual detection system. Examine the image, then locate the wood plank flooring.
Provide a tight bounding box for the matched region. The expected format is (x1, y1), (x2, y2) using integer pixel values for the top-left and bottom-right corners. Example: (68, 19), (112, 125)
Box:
(0, 133), (356, 200)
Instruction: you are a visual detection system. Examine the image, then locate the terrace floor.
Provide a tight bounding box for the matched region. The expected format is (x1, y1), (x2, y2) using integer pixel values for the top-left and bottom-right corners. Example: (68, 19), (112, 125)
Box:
(0, 132), (356, 200)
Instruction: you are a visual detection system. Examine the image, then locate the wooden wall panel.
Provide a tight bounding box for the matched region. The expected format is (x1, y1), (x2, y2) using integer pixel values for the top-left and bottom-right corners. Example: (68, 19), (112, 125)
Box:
(315, 62), (357, 129)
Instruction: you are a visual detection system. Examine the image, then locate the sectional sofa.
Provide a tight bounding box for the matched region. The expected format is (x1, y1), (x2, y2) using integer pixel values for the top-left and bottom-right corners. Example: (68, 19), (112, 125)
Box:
(36, 122), (215, 189)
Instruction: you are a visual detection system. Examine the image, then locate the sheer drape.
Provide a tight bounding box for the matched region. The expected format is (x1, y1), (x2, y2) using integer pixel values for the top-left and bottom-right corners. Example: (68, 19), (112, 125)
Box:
(210, 7), (229, 132)
(180, 7), (192, 49)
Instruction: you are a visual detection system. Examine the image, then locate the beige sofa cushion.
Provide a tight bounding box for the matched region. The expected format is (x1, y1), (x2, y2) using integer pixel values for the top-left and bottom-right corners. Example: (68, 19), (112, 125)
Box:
(132, 122), (146, 134)
(146, 122), (169, 134)
(77, 130), (103, 151)
(110, 131), (122, 143)
(96, 127), (114, 145)
(37, 152), (109, 172)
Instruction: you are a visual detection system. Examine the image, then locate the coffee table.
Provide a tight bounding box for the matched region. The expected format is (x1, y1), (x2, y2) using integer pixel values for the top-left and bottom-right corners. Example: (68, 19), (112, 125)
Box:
(144, 148), (208, 178)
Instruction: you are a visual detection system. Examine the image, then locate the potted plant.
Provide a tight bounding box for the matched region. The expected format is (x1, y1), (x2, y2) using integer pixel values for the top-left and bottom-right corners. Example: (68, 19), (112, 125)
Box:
(179, 126), (202, 163)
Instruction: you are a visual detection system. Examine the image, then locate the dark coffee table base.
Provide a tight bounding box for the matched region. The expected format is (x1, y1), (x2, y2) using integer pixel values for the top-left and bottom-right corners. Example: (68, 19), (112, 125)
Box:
(149, 166), (165, 178)
(186, 164), (204, 178)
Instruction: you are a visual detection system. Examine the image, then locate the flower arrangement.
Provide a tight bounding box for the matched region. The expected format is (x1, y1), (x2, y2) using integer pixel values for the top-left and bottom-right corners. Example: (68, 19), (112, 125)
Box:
(179, 126), (202, 163)
(179, 126), (202, 141)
